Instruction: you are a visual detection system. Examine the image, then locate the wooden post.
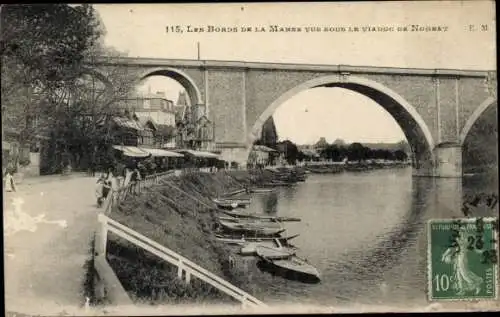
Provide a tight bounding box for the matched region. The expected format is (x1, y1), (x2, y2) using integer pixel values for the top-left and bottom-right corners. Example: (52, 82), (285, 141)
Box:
(185, 270), (191, 284)
(103, 192), (113, 215)
(177, 261), (183, 279)
(96, 216), (108, 256)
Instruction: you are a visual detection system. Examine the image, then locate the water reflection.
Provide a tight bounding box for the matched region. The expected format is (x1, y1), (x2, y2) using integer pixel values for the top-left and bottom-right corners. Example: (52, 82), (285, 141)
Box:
(242, 168), (498, 306)
(262, 192), (278, 214)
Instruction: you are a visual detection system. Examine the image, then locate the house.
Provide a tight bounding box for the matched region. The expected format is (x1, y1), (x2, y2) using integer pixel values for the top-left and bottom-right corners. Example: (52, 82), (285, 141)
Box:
(119, 91), (178, 148)
(248, 145), (278, 167)
(174, 90), (215, 151)
(301, 148), (320, 161)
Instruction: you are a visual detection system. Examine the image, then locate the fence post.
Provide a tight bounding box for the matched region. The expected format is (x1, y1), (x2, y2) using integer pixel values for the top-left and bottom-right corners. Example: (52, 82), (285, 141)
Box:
(177, 261), (184, 279)
(103, 192), (113, 215)
(96, 215), (108, 256)
(185, 270), (191, 284)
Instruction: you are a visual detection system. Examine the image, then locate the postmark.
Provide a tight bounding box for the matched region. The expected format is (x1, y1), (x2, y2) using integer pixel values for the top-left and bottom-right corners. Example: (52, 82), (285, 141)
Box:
(462, 193), (498, 217)
(428, 217), (498, 301)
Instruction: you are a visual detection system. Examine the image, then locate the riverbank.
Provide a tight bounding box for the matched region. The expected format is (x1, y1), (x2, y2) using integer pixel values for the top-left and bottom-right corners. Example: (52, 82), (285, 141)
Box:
(304, 161), (409, 174)
(102, 168), (304, 305)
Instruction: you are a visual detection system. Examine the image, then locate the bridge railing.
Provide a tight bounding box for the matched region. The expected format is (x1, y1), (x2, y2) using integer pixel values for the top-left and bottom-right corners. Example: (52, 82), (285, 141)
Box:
(96, 213), (265, 308)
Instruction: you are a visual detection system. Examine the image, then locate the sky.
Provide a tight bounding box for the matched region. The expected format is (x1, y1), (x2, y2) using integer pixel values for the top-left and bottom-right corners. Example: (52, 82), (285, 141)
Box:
(94, 2), (496, 145)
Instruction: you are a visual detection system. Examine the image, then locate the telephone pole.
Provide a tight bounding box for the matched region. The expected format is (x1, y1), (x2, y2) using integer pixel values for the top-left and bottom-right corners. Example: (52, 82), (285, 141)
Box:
(197, 42), (200, 60)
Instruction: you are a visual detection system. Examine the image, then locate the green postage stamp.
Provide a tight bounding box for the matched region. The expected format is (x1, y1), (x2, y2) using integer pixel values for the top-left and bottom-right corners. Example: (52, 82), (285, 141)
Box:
(428, 217), (498, 301)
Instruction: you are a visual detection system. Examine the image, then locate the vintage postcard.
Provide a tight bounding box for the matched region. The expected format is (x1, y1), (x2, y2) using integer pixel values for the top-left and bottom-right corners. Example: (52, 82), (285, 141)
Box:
(2, 1), (498, 315)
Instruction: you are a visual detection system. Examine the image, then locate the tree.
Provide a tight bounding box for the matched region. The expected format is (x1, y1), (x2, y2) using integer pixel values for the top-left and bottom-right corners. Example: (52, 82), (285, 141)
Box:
(394, 150), (408, 161)
(333, 138), (346, 146)
(314, 137), (329, 150)
(2, 4), (139, 173)
(347, 142), (368, 162)
(1, 4), (103, 145)
(260, 116), (278, 147)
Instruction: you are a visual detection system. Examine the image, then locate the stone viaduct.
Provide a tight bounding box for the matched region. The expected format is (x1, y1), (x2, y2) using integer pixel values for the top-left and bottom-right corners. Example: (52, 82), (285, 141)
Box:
(92, 57), (497, 178)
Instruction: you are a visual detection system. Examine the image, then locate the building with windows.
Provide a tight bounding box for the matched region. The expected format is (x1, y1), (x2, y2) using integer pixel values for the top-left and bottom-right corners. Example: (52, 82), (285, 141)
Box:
(175, 91), (215, 152)
(118, 91), (178, 149)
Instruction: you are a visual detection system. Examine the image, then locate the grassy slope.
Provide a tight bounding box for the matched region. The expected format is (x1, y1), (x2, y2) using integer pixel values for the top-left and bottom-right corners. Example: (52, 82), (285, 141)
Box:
(105, 171), (274, 305)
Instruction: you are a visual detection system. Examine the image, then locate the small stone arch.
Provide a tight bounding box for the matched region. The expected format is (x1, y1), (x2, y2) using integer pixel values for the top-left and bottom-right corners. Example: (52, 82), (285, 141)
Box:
(247, 75), (436, 165)
(137, 67), (202, 106)
(459, 96), (497, 145)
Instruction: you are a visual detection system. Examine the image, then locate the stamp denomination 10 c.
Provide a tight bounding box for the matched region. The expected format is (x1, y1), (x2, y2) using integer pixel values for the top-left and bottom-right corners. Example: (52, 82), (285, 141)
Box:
(428, 217), (498, 301)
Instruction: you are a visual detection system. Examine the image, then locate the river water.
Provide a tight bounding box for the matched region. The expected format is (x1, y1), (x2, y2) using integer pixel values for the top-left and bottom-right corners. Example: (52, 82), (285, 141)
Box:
(240, 167), (498, 308)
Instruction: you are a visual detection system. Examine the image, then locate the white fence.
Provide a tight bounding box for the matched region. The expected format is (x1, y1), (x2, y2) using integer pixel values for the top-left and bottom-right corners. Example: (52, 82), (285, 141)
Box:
(97, 214), (265, 308)
(96, 170), (265, 308)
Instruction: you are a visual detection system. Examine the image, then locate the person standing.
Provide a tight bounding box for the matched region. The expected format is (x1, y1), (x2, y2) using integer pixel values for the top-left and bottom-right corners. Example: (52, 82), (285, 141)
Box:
(107, 169), (119, 206)
(95, 174), (107, 207)
(4, 168), (17, 192)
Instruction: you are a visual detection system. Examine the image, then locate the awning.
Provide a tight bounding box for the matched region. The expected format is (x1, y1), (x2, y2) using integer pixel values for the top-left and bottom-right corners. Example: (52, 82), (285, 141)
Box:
(253, 145), (278, 152)
(113, 117), (144, 131)
(140, 147), (184, 158)
(176, 149), (220, 158)
(112, 145), (151, 158)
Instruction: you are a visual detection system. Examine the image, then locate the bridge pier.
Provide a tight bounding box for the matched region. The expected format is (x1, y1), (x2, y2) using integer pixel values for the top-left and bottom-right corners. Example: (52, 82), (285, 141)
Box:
(218, 147), (249, 169)
(433, 143), (462, 178)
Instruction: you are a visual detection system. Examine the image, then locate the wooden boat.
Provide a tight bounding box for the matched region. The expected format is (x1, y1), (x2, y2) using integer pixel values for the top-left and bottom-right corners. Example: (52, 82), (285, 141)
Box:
(261, 182), (295, 187)
(218, 219), (285, 236)
(250, 188), (274, 193)
(254, 245), (296, 259)
(222, 188), (246, 197)
(239, 238), (296, 257)
(213, 197), (251, 206)
(213, 199), (238, 209)
(213, 198), (251, 209)
(257, 255), (321, 283)
(215, 233), (300, 245)
(220, 210), (301, 222)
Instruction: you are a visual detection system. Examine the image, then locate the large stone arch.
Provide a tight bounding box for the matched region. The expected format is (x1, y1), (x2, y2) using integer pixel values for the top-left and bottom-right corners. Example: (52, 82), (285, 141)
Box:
(247, 75), (436, 173)
(137, 67), (202, 106)
(459, 96), (497, 145)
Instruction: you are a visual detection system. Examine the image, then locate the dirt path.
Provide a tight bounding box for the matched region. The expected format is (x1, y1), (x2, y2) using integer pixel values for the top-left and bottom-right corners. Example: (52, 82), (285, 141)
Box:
(4, 175), (100, 315)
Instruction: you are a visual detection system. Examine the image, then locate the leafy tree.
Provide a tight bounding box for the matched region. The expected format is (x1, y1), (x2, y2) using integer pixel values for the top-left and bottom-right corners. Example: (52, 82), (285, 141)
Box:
(347, 142), (368, 162)
(1, 4), (103, 144)
(320, 144), (347, 161)
(314, 137), (329, 149)
(2, 4), (138, 173)
(394, 150), (408, 161)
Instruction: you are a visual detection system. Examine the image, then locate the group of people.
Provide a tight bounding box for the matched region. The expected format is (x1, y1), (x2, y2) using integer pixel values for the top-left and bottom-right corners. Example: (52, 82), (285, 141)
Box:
(94, 163), (142, 208)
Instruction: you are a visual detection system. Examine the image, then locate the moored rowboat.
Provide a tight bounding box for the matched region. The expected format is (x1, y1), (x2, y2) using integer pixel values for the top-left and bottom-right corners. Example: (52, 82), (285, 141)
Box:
(240, 240), (297, 256)
(250, 188), (275, 193)
(220, 210), (301, 222)
(218, 219), (285, 236)
(213, 198), (251, 209)
(258, 255), (321, 283)
(254, 244), (296, 259)
(215, 233), (300, 245)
